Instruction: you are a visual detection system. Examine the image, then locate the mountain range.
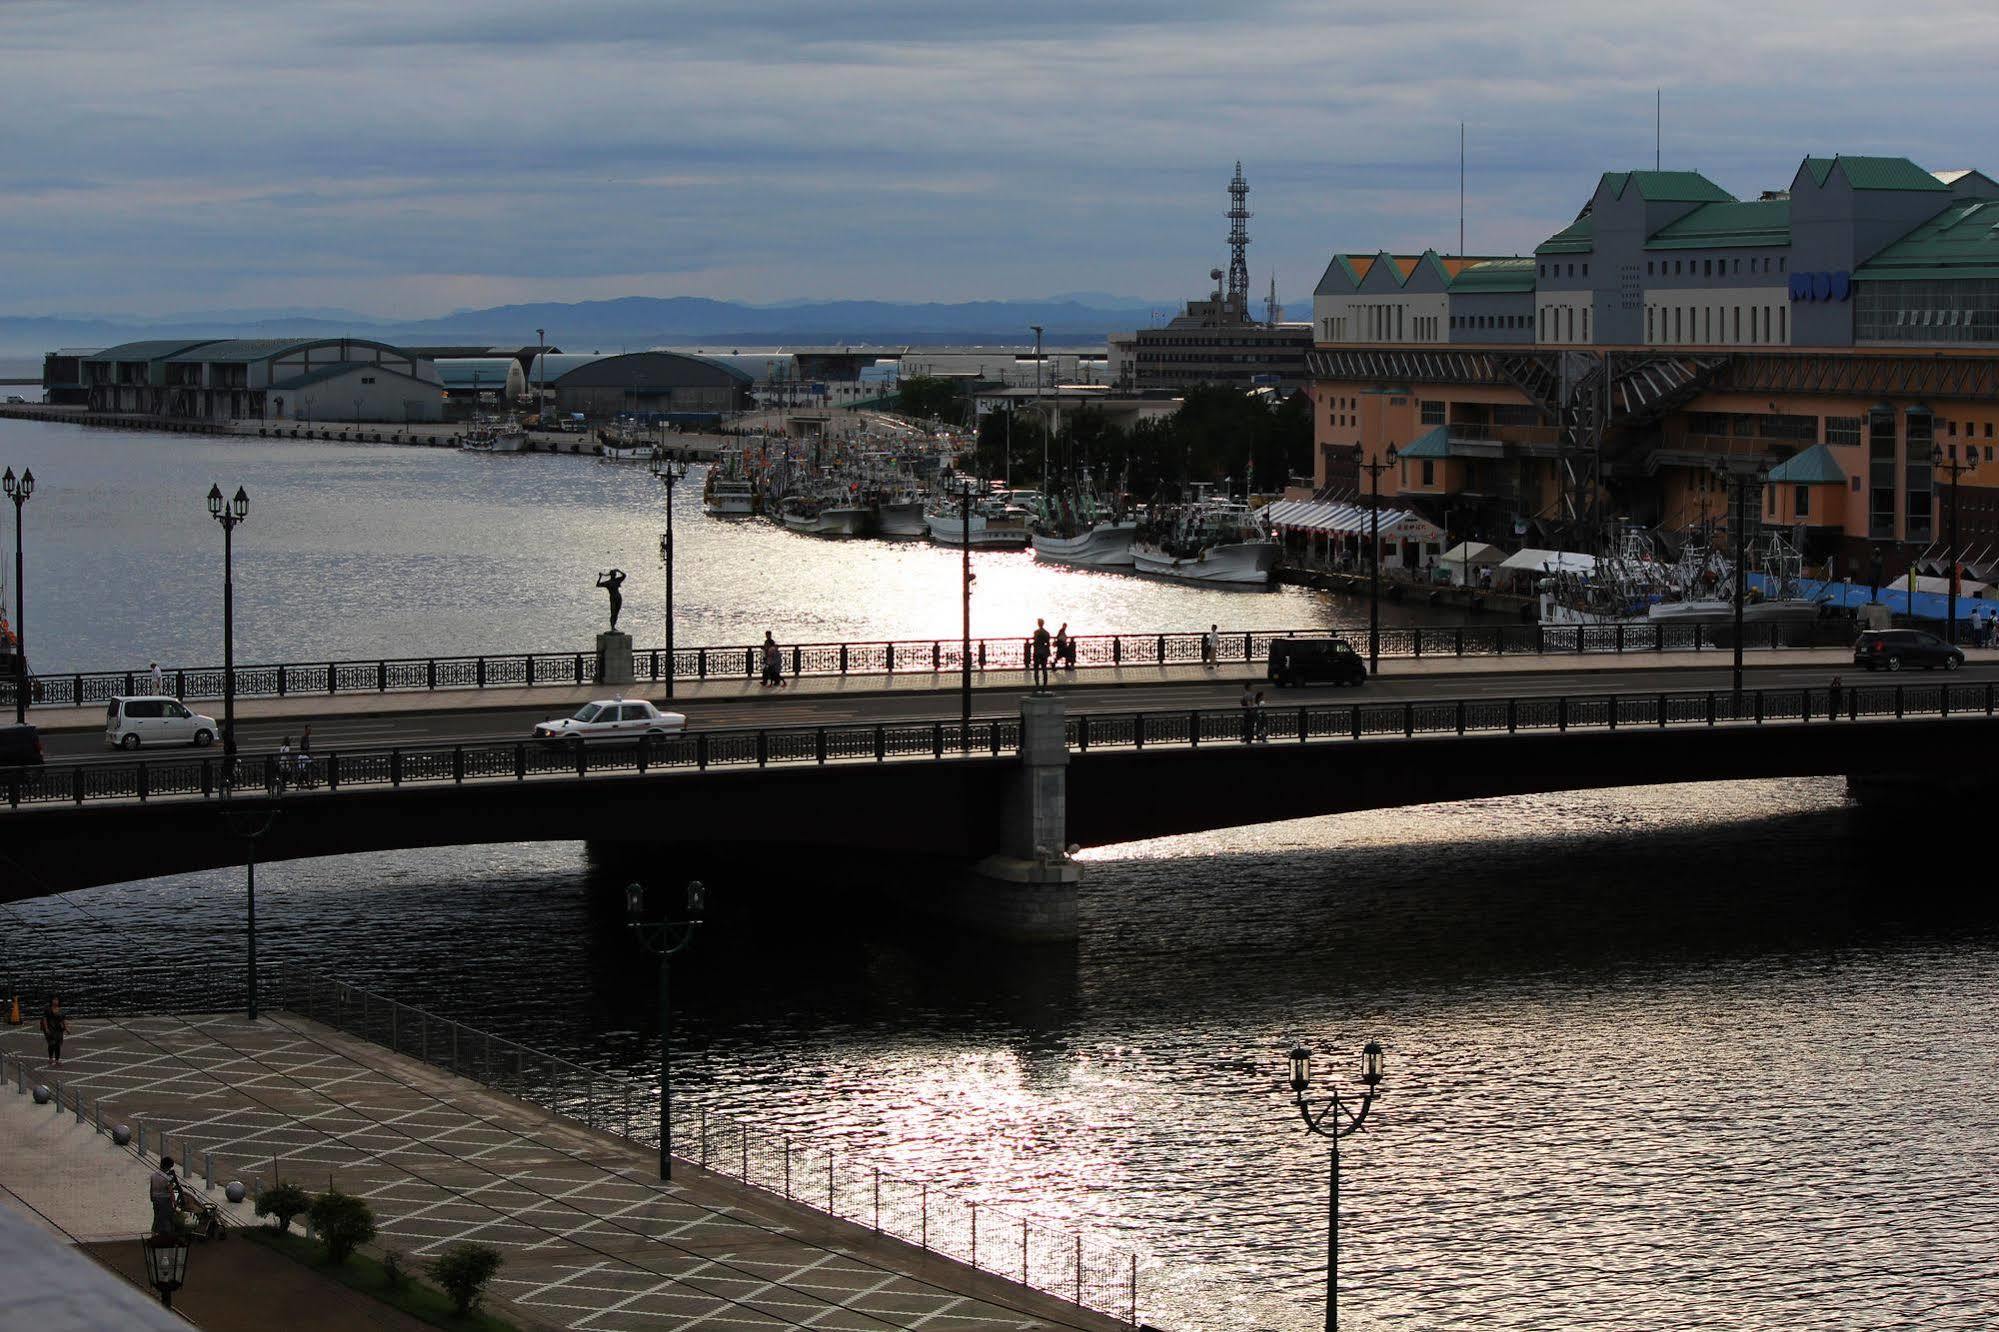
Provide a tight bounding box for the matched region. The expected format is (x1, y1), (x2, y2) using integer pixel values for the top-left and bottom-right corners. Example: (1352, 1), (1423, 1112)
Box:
(0, 293), (1314, 356)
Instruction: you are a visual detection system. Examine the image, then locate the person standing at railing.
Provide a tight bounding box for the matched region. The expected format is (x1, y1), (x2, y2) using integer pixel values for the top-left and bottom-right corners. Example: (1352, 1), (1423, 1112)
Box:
(1054, 622), (1075, 672)
(760, 632), (785, 688)
(1031, 619), (1052, 688)
(1202, 624), (1218, 670)
(148, 661), (163, 695)
(1828, 675), (1843, 721)
(1253, 689), (1270, 743)
(1240, 682), (1255, 744)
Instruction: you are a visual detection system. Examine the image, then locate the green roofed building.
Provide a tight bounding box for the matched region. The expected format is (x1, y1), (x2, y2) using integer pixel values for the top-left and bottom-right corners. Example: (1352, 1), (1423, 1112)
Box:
(81, 338), (442, 422)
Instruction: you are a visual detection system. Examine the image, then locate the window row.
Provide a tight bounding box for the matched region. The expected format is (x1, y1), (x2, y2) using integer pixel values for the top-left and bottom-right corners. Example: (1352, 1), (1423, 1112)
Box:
(1539, 305), (1591, 343)
(1535, 262), (1589, 279)
(1450, 314), (1529, 331)
(1647, 255), (1785, 279)
(1645, 303), (1787, 345)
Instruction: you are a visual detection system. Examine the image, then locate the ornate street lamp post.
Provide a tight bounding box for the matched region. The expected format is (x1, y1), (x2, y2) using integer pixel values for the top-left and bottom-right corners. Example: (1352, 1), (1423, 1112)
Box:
(1358, 446), (1400, 675)
(627, 879), (705, 1181)
(1711, 458), (1763, 696)
(141, 1232), (191, 1307)
(207, 484), (249, 758)
(2, 467), (33, 725)
(1287, 1040), (1385, 1332)
(1933, 444), (1967, 645)
(650, 448), (690, 698)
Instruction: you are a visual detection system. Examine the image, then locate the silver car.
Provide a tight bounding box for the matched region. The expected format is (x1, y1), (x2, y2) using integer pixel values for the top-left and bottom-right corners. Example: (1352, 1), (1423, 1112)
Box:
(532, 698), (686, 746)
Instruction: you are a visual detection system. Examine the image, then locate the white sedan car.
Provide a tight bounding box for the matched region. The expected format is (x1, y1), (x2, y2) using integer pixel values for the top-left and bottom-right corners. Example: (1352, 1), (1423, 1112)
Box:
(532, 698), (687, 745)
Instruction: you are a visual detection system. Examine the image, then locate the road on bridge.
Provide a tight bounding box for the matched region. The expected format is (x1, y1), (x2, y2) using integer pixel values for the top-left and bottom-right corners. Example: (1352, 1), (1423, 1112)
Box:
(34, 656), (1999, 762)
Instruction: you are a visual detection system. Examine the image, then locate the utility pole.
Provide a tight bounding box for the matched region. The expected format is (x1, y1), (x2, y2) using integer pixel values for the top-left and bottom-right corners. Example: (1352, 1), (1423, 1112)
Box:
(961, 479), (974, 748)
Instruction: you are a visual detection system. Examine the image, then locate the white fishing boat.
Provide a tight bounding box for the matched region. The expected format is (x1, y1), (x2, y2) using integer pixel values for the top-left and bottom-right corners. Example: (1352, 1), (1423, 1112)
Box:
(1131, 497), (1278, 585)
(925, 495), (1031, 548)
(780, 491), (870, 537)
(1537, 528), (1826, 629)
(461, 418), (529, 453)
(876, 484), (928, 538)
(703, 474), (756, 516)
(1031, 489), (1137, 567)
(595, 418), (654, 461)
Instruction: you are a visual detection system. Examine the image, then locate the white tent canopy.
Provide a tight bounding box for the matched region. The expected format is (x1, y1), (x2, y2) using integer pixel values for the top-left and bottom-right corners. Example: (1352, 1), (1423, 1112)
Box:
(1438, 540), (1505, 566)
(1496, 548), (1598, 575)
(1259, 500), (1443, 543)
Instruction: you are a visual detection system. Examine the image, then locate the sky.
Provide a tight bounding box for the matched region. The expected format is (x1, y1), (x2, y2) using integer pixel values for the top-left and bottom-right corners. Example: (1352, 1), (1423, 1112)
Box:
(5, 0), (1999, 319)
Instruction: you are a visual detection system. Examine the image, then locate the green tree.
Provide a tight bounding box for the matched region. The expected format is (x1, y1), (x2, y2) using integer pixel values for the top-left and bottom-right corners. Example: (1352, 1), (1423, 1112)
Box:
(430, 1243), (505, 1317)
(896, 375), (967, 426)
(255, 1181), (311, 1234)
(972, 408), (1045, 482)
(308, 1187), (377, 1264)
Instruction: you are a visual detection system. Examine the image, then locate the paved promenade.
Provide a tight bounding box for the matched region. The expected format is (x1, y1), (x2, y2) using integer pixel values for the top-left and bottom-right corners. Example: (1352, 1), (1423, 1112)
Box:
(0, 1015), (1132, 1332)
(30, 645), (1984, 736)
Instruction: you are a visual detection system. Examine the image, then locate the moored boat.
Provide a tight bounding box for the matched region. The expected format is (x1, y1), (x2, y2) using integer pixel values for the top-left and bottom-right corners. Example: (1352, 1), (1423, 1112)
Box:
(1131, 497), (1278, 585)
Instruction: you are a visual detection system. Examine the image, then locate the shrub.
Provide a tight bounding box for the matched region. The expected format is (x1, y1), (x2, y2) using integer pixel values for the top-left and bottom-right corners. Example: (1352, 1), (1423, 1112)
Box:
(307, 1188), (376, 1264)
(429, 1243), (504, 1317)
(382, 1248), (409, 1291)
(255, 1181), (312, 1234)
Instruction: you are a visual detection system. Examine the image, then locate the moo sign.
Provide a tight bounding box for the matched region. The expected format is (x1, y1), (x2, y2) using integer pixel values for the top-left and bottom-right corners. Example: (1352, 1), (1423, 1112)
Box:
(1789, 271), (1852, 302)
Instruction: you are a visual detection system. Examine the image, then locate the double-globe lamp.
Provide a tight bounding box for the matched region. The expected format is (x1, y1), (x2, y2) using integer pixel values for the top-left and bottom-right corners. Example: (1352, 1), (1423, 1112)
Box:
(207, 484), (249, 759)
(1287, 1040), (1385, 1332)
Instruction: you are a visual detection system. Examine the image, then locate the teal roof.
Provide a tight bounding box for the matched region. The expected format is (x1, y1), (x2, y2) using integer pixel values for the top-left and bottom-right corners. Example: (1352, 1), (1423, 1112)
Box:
(1449, 258), (1537, 293)
(1535, 213), (1595, 255)
(1767, 444), (1845, 485)
(1603, 170), (1733, 203)
(1854, 198), (1999, 281)
(1397, 426), (1451, 459)
(1804, 155), (1949, 193)
(87, 339), (220, 362)
(1647, 199), (1791, 250)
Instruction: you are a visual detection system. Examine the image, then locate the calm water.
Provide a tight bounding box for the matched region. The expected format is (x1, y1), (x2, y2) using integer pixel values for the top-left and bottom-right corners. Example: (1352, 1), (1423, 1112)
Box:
(0, 418), (1457, 671)
(3, 420), (1997, 1329)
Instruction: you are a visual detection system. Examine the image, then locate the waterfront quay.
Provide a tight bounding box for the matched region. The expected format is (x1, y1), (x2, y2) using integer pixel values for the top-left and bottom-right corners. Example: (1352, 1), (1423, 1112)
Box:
(0, 999), (1140, 1331)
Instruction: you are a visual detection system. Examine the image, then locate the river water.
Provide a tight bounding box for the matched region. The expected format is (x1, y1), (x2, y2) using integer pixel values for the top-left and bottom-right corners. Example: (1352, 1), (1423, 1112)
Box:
(4, 419), (1997, 1330)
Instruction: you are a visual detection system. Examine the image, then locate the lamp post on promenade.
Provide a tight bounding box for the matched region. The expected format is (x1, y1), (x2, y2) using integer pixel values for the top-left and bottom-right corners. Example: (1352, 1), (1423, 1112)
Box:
(650, 448), (689, 698)
(1933, 444), (1967, 644)
(1358, 446), (1399, 675)
(2, 467), (33, 725)
(222, 806), (278, 1021)
(626, 879), (705, 1182)
(206, 484), (249, 759)
(1711, 458), (1762, 696)
(960, 478), (974, 747)
(1286, 1041), (1386, 1332)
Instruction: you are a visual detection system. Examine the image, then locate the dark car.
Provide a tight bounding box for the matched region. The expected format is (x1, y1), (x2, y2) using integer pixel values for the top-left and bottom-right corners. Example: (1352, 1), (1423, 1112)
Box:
(1268, 637), (1368, 687)
(0, 722), (43, 766)
(1853, 628), (1964, 672)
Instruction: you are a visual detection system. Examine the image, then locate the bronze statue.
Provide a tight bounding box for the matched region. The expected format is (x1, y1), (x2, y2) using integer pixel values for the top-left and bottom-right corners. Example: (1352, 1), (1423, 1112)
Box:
(596, 568), (627, 632)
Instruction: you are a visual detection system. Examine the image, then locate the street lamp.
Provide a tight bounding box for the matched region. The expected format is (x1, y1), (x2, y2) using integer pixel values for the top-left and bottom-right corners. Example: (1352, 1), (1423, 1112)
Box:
(649, 448), (690, 698)
(1710, 458), (1761, 695)
(2, 466), (33, 725)
(1932, 444), (1967, 645)
(627, 879), (705, 1181)
(1287, 1040), (1385, 1332)
(960, 478), (974, 746)
(207, 484), (249, 759)
(141, 1232), (191, 1308)
(223, 807), (278, 1020)
(1359, 445), (1399, 675)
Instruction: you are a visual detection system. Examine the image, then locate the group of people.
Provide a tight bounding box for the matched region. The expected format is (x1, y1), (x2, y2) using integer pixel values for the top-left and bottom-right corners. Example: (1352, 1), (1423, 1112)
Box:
(1029, 619), (1080, 687)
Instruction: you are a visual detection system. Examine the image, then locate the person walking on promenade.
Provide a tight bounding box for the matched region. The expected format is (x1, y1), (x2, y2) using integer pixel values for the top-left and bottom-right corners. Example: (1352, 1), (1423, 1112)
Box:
(760, 632), (785, 688)
(149, 1157), (179, 1236)
(1031, 619), (1053, 689)
(1201, 624), (1219, 670)
(1253, 689), (1270, 743)
(148, 661), (164, 695)
(1240, 682), (1255, 744)
(1054, 622), (1074, 672)
(39, 995), (67, 1068)
(1828, 674), (1844, 721)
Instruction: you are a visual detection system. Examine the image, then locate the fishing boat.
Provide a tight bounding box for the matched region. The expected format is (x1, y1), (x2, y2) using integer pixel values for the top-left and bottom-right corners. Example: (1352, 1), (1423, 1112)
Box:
(875, 483), (928, 538)
(1031, 487), (1137, 567)
(1131, 496), (1279, 585)
(461, 417), (529, 453)
(1537, 527), (1826, 630)
(780, 488), (870, 537)
(596, 418), (654, 461)
(703, 451), (757, 516)
(924, 494), (1032, 548)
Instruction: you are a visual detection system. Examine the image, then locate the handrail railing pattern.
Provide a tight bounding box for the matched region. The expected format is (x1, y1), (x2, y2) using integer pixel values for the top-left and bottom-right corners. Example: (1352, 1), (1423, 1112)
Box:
(3, 681), (1988, 810)
(0, 621), (1851, 710)
(281, 969), (1144, 1326)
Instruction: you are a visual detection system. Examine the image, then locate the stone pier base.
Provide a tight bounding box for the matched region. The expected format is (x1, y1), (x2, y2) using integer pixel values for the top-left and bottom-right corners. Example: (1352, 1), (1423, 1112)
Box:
(596, 630), (634, 686)
(937, 854), (1082, 941)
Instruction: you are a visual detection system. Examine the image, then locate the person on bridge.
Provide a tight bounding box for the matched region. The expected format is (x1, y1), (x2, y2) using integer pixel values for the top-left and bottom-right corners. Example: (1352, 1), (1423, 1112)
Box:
(1240, 682), (1255, 744)
(148, 662), (164, 695)
(1054, 623), (1076, 672)
(1031, 619), (1052, 688)
(1202, 625), (1218, 670)
(1828, 675), (1843, 720)
(760, 632), (785, 688)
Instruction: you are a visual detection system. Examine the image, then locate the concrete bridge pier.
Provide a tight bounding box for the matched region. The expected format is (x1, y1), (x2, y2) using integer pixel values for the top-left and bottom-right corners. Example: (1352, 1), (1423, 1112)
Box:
(941, 693), (1083, 941)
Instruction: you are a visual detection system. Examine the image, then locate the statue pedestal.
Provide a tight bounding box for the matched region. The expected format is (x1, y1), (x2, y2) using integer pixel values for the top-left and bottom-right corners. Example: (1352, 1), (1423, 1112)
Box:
(596, 631), (635, 686)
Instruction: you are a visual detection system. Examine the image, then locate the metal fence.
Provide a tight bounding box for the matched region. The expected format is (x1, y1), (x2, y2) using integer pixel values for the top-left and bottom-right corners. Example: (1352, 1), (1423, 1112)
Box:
(0, 620), (1843, 710)
(282, 969), (1143, 1325)
(4, 680), (1993, 811)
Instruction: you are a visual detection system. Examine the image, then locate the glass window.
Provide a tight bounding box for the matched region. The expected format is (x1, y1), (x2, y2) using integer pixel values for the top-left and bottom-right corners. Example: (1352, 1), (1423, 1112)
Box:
(1648, 261), (1655, 275)
(571, 703), (603, 722)
(1582, 263), (1589, 277)
(1419, 400), (1445, 425)
(1826, 416), (1862, 447)
(1704, 259), (1713, 277)
(1779, 257), (1786, 272)
(1421, 460), (1435, 485)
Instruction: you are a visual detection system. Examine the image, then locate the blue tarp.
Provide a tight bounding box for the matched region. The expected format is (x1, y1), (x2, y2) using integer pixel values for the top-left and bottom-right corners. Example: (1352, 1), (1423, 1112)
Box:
(1748, 573), (1993, 624)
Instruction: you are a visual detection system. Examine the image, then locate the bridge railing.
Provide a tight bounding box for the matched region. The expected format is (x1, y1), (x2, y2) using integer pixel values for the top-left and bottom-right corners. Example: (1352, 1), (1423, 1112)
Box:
(280, 968), (1144, 1326)
(0, 620), (1847, 709)
(4, 680), (1989, 811)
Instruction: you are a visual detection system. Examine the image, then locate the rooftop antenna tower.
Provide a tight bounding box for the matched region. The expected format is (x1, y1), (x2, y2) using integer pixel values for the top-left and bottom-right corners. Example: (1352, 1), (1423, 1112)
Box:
(1459, 122), (1466, 255)
(1655, 89), (1661, 169)
(1265, 272), (1282, 326)
(1226, 162), (1252, 313)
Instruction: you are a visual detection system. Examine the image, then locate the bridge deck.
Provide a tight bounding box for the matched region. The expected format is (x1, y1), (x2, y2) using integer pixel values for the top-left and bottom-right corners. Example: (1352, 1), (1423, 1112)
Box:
(23, 646), (1961, 735)
(0, 1014), (1133, 1332)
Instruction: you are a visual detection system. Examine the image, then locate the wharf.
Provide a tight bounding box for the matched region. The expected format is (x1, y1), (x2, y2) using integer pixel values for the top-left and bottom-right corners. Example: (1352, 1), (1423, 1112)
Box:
(1276, 564), (1537, 616)
(0, 1011), (1138, 1332)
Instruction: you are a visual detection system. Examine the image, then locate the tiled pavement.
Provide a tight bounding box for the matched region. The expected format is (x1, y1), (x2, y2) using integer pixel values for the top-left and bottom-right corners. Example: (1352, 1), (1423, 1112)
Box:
(0, 1015), (1129, 1332)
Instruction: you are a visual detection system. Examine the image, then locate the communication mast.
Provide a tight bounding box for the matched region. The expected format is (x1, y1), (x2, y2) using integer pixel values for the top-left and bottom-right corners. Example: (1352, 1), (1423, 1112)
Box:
(1226, 162), (1252, 313)
(1265, 272), (1283, 326)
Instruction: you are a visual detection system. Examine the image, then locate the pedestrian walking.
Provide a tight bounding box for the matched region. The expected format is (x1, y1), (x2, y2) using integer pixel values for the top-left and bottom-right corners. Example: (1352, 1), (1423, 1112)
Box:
(1055, 622), (1076, 672)
(760, 631), (785, 688)
(1253, 689), (1270, 743)
(148, 661), (164, 695)
(1031, 618), (1053, 688)
(1202, 624), (1219, 670)
(39, 995), (67, 1068)
(1828, 673), (1844, 720)
(1239, 682), (1255, 744)
(149, 1156), (179, 1237)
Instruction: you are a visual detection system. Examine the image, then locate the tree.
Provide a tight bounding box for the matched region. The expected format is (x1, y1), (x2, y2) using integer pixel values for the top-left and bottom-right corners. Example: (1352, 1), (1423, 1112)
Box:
(973, 408), (1045, 482)
(308, 1187), (377, 1264)
(895, 375), (967, 426)
(430, 1244), (505, 1317)
(255, 1181), (311, 1234)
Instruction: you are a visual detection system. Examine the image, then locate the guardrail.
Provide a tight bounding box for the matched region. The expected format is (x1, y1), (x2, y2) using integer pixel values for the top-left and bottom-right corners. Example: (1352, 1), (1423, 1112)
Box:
(1, 621), (1848, 710)
(282, 968), (1144, 1326)
(4, 680), (1990, 811)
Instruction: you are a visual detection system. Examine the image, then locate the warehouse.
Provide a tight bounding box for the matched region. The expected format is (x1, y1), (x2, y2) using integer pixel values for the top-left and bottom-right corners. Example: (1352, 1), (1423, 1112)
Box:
(80, 338), (442, 422)
(541, 351), (754, 418)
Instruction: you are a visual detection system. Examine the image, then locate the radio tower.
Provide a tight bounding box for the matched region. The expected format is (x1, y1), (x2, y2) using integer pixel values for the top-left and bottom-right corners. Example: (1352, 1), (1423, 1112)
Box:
(1226, 162), (1252, 314)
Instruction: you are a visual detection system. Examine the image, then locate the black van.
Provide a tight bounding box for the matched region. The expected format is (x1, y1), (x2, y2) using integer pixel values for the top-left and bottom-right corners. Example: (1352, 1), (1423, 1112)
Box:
(0, 723), (43, 766)
(1268, 637), (1368, 687)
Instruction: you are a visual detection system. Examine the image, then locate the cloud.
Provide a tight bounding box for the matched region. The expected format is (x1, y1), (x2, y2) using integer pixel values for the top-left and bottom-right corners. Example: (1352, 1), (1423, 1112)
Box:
(4, 0), (1998, 316)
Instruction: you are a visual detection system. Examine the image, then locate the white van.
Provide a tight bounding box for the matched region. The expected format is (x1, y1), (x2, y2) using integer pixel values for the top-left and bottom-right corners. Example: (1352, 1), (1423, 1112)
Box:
(104, 696), (219, 750)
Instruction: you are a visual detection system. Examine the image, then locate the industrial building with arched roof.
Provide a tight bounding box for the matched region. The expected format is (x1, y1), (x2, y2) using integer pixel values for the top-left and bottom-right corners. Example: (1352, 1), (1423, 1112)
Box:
(81, 338), (442, 422)
(542, 350), (754, 418)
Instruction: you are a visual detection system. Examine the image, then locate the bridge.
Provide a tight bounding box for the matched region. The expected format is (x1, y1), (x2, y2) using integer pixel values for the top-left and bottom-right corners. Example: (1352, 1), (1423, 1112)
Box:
(5, 678), (1988, 935)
